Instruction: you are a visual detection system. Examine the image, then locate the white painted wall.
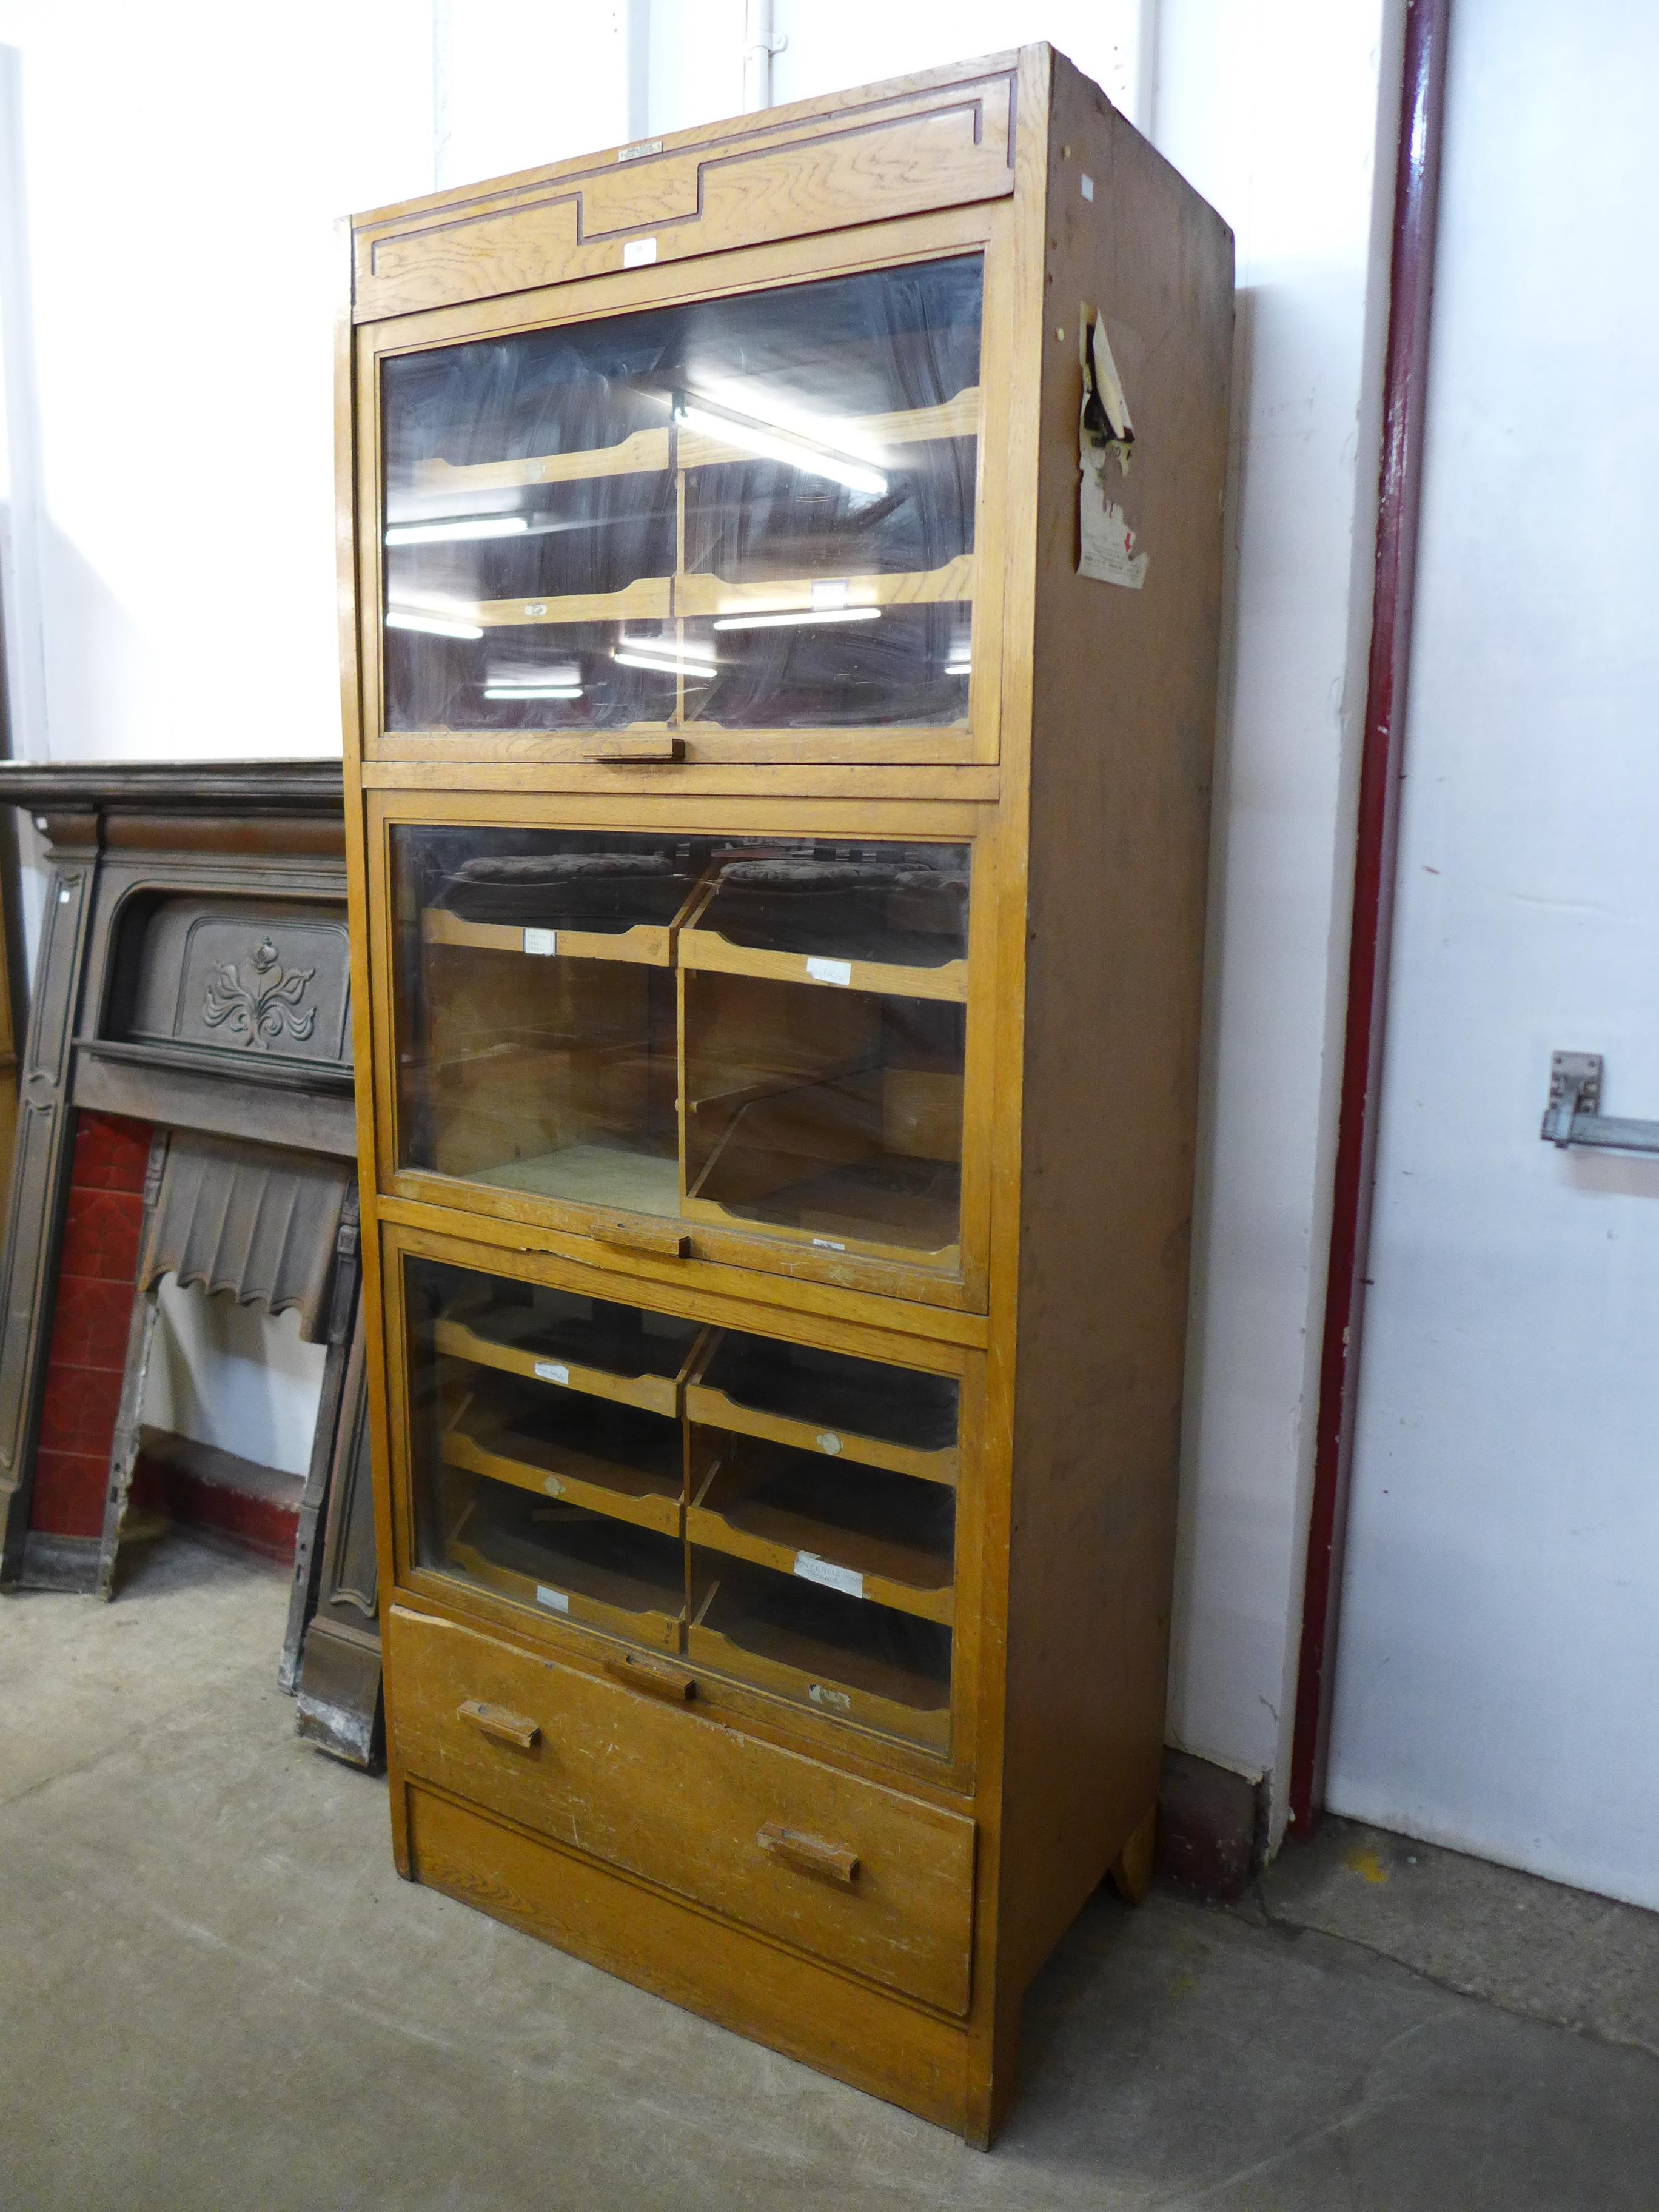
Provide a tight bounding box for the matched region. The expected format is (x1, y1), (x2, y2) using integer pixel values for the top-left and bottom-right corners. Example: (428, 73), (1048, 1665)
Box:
(1327, 0), (1659, 1909)
(0, 1), (1403, 1834)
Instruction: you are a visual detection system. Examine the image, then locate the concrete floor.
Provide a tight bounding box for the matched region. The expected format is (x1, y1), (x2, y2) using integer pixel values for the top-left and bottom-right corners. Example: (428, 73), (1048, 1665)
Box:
(4, 1532), (1657, 2211)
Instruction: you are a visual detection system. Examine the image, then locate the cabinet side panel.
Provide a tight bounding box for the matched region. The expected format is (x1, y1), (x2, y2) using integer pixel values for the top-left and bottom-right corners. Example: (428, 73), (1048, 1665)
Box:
(1000, 60), (1233, 1988)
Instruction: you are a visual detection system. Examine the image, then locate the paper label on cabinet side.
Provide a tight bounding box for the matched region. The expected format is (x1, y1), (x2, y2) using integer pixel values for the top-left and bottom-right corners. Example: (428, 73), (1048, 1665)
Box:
(523, 928), (558, 956)
(805, 956), (853, 987)
(534, 1361), (569, 1386)
(795, 1552), (863, 1599)
(1079, 492), (1148, 589)
(535, 1585), (570, 1613)
(1078, 304), (1147, 588)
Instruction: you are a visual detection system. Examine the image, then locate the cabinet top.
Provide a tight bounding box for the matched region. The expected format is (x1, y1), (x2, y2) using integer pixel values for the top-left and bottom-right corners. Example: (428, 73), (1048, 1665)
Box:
(348, 47), (1043, 325)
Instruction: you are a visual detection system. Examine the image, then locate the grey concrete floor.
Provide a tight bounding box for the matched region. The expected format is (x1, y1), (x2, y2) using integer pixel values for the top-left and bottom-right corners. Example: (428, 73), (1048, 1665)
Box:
(3, 1531), (1657, 2211)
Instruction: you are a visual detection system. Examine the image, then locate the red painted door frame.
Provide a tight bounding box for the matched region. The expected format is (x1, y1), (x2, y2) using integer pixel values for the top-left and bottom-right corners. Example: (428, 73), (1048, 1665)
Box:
(1288, 0), (1452, 1835)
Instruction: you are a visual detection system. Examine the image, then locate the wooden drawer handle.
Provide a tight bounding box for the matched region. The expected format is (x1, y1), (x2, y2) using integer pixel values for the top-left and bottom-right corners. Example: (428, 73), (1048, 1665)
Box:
(591, 1215), (691, 1260)
(757, 1821), (860, 1888)
(579, 736), (685, 763)
(604, 1651), (696, 1702)
(458, 1698), (541, 1750)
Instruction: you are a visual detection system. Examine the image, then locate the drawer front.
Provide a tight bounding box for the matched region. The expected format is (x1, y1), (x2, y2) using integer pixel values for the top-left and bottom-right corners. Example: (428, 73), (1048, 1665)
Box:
(354, 70), (1017, 321)
(388, 1604), (976, 2014)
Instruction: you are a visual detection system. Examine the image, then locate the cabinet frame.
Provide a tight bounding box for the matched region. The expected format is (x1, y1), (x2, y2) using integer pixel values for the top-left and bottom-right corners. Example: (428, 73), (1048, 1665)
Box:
(339, 42), (1232, 2147)
(354, 202), (1015, 773)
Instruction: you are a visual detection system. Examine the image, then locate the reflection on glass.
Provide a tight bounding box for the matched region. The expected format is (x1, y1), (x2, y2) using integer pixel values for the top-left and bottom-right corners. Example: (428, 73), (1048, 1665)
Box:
(406, 1254), (959, 1752)
(380, 255), (983, 732)
(394, 827), (971, 1269)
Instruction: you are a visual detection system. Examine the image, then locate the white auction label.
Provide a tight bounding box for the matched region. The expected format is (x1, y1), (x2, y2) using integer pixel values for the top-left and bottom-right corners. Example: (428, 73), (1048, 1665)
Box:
(622, 236), (658, 267)
(805, 956), (852, 987)
(523, 928), (558, 956)
(535, 1585), (570, 1613)
(794, 1552), (863, 1600)
(816, 1432), (842, 1456)
(808, 1683), (851, 1712)
(534, 1360), (570, 1386)
(542, 1475), (565, 1498)
(811, 1236), (846, 1252)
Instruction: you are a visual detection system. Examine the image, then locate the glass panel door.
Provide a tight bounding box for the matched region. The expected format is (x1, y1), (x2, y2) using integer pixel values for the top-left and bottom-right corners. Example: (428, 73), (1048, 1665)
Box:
(379, 256), (983, 737)
(402, 1252), (961, 1755)
(391, 825), (973, 1276)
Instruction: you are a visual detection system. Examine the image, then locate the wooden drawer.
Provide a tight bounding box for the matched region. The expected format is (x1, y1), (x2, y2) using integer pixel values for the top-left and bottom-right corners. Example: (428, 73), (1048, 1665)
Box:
(353, 66), (1017, 321)
(387, 1604), (976, 2015)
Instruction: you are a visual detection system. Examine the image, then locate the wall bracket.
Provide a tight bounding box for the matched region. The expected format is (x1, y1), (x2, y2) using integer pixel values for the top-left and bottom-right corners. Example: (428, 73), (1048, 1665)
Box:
(1541, 1051), (1659, 1155)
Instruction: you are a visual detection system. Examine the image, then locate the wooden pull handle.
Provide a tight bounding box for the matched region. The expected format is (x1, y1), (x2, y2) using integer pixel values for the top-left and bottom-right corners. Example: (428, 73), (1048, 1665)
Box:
(603, 1650), (696, 1702)
(591, 1214), (691, 1259)
(458, 1698), (541, 1750)
(579, 736), (685, 763)
(757, 1821), (860, 1888)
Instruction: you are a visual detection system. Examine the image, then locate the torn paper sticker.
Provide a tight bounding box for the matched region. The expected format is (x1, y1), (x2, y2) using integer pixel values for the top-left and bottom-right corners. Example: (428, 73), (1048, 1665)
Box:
(1078, 306), (1147, 588)
(1081, 491), (1148, 589)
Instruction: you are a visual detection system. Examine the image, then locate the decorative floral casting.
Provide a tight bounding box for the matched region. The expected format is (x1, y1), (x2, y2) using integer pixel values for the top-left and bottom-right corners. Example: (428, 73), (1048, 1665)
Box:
(202, 937), (317, 1051)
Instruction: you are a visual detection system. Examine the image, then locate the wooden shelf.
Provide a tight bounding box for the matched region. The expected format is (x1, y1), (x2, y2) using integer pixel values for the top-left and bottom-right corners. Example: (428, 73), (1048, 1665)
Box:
(685, 1381), (955, 1486)
(445, 1486), (686, 1653)
(688, 1450), (954, 1623)
(466, 558), (973, 632)
(683, 1155), (962, 1268)
(433, 1307), (701, 1419)
(689, 1561), (950, 1752)
(412, 388), (980, 500)
(422, 905), (677, 967)
(441, 1386), (683, 1538)
(679, 927), (967, 1002)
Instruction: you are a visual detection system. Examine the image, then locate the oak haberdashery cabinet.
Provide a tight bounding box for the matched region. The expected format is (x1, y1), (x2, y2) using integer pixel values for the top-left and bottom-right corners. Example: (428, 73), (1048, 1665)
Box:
(339, 47), (1232, 2145)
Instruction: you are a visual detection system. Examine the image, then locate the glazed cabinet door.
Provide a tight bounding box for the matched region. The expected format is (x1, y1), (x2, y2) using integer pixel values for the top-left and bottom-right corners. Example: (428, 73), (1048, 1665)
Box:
(357, 218), (1012, 767)
(386, 1232), (980, 1770)
(369, 799), (995, 1312)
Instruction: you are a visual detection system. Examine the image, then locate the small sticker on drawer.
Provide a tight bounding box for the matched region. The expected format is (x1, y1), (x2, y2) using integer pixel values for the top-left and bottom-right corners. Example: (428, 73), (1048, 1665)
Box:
(541, 1475), (565, 1499)
(816, 1432), (842, 1456)
(534, 1360), (570, 1386)
(622, 236), (657, 267)
(808, 1682), (852, 1712)
(805, 956), (852, 987)
(523, 928), (558, 957)
(795, 1552), (863, 1599)
(811, 1236), (845, 1252)
(535, 1585), (570, 1613)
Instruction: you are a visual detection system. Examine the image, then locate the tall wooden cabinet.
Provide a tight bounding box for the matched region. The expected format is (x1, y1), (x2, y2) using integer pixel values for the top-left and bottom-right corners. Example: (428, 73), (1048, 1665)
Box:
(340, 47), (1232, 2143)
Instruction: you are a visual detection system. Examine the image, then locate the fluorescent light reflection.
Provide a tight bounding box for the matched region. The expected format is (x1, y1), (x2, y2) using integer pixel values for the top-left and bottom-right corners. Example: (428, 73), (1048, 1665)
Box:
(614, 648), (717, 679)
(386, 515), (530, 547)
(484, 685), (582, 700)
(946, 660), (972, 677)
(387, 607), (484, 640)
(673, 391), (888, 497)
(712, 606), (882, 632)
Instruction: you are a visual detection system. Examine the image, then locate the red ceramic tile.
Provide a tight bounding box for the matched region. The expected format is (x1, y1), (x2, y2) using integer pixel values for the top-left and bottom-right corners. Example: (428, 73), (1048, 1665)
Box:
(30, 1450), (109, 1537)
(36, 1359), (124, 1457)
(161, 1467), (299, 1563)
(71, 1111), (152, 1194)
(58, 1188), (144, 1282)
(43, 1275), (135, 1372)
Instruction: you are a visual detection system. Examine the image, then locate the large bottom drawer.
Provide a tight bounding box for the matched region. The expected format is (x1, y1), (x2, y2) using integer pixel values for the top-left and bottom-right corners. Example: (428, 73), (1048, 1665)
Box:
(387, 1604), (976, 2015)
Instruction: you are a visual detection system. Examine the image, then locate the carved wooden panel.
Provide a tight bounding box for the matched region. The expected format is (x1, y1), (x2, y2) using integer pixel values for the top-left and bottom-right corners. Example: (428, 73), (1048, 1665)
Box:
(353, 66), (1017, 321)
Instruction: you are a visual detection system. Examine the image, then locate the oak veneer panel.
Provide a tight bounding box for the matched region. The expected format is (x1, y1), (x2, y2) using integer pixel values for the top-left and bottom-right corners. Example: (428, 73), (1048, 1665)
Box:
(354, 64), (1017, 320)
(388, 1604), (976, 2014)
(404, 1782), (974, 2131)
(996, 57), (1233, 1992)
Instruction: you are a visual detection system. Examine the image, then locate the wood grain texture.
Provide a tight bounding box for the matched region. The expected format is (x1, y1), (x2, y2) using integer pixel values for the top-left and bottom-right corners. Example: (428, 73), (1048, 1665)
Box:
(340, 42), (1228, 2142)
(993, 55), (1232, 1995)
(354, 65), (1017, 320)
(389, 1604), (976, 2013)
